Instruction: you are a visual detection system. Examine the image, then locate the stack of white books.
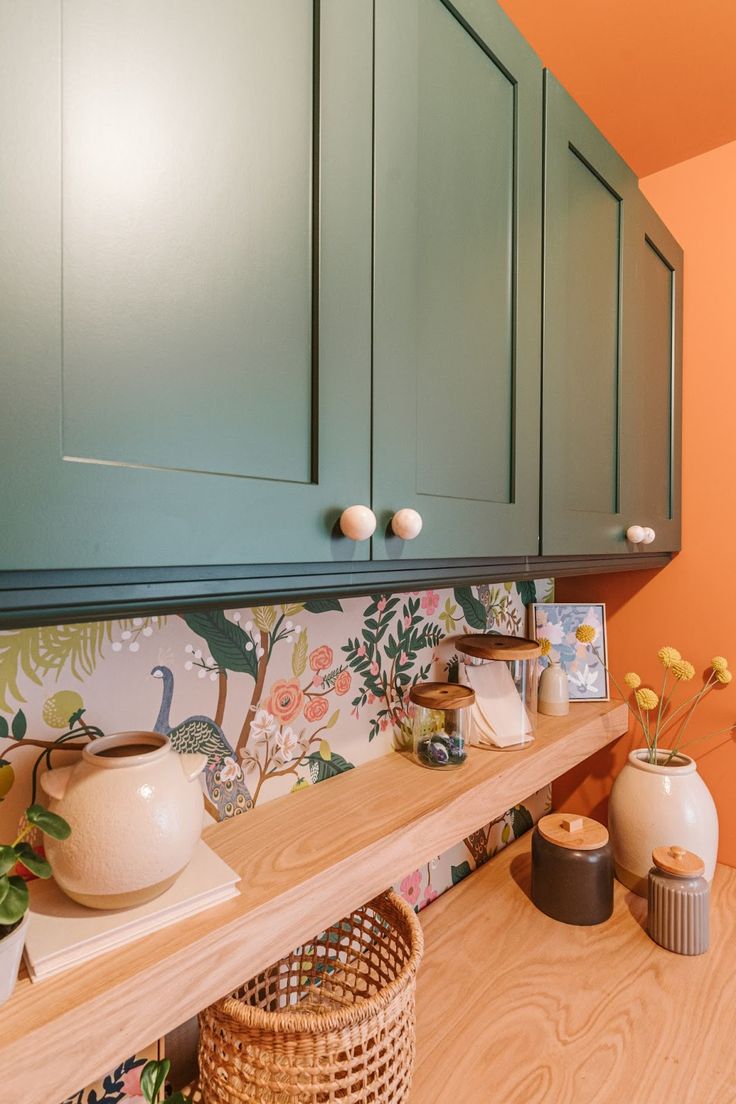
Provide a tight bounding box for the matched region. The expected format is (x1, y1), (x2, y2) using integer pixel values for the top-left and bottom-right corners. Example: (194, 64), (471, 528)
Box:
(24, 840), (240, 981)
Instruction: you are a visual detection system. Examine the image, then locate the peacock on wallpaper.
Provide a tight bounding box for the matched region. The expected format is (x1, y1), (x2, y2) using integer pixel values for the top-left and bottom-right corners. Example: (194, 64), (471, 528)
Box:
(0, 579), (553, 1103)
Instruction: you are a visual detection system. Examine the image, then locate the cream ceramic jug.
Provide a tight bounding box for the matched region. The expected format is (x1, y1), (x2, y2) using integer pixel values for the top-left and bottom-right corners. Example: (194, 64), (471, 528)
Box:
(40, 731), (207, 909)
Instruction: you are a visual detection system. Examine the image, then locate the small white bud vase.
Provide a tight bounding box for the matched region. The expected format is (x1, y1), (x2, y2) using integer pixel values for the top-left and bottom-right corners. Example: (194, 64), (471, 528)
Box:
(538, 658), (569, 716)
(39, 731), (206, 909)
(608, 749), (718, 898)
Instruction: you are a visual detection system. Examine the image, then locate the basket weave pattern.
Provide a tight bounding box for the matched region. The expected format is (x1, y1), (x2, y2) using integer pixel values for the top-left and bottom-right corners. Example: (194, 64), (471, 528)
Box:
(198, 891), (424, 1103)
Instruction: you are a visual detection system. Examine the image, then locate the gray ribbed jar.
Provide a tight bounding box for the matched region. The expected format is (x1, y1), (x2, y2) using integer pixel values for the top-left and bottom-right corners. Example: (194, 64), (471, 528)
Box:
(647, 845), (709, 956)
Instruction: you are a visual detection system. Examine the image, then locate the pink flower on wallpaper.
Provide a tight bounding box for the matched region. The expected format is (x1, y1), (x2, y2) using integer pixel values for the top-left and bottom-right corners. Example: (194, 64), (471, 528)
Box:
(267, 679), (304, 723)
(400, 652), (408, 665)
(421, 885), (438, 909)
(120, 1066), (143, 1099)
(303, 696), (329, 723)
(379, 718), (388, 731)
(370, 661), (379, 676)
(403, 615), (412, 629)
(421, 590), (440, 616)
(399, 870), (422, 906)
(357, 644), (366, 657)
(334, 670), (351, 696)
(309, 644), (334, 672)
(377, 597), (387, 612)
(311, 674), (323, 688)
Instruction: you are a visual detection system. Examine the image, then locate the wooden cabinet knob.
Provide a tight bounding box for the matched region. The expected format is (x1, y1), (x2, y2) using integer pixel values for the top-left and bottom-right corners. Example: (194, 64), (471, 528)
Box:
(339, 505), (377, 541)
(390, 508), (423, 541)
(641, 527), (656, 544)
(626, 525), (645, 544)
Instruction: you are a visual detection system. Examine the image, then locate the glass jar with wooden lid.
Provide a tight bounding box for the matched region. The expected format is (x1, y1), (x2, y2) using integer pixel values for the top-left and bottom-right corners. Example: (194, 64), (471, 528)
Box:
(456, 634), (541, 749)
(409, 682), (475, 770)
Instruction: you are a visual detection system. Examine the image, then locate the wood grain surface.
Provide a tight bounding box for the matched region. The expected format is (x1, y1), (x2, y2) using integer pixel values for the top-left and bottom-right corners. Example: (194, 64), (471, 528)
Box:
(1, 700), (626, 1104)
(414, 834), (736, 1104)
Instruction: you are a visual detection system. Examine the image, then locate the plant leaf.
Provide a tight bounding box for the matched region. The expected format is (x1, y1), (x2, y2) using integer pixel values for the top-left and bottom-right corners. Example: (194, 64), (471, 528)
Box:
(0, 716), (8, 741)
(251, 606), (276, 633)
(303, 598), (343, 614)
(11, 709), (27, 741)
(516, 580), (537, 606)
(291, 629), (308, 678)
(26, 804), (72, 840)
(140, 1059), (171, 1104)
(282, 603), (305, 617)
(510, 804), (534, 838)
(453, 588), (487, 631)
(0, 874), (28, 925)
(307, 751), (354, 784)
(181, 611), (258, 679)
(319, 739), (331, 761)
(0, 845), (17, 876)
(326, 710), (339, 730)
(14, 842), (52, 878)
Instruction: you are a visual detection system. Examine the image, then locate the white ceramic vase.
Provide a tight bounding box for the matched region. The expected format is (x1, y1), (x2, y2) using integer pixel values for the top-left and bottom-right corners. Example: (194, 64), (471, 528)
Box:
(0, 911), (29, 1006)
(608, 749), (718, 897)
(40, 731), (206, 909)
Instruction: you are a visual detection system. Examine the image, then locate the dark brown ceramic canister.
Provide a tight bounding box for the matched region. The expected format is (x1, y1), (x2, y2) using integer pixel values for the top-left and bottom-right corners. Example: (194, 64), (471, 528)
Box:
(648, 845), (709, 955)
(531, 813), (613, 925)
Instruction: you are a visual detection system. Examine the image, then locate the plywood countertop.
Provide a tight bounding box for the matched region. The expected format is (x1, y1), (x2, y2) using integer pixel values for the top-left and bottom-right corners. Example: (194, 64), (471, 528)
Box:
(413, 834), (736, 1104)
(2, 700), (627, 1104)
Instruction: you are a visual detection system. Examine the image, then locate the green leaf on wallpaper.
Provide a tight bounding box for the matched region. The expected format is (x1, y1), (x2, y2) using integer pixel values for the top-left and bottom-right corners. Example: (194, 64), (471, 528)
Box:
(291, 629), (308, 677)
(303, 597), (343, 614)
(11, 709), (26, 741)
(182, 611), (259, 680)
(445, 655), (459, 684)
(453, 588), (486, 631)
(516, 580), (537, 606)
(282, 602), (305, 617)
(451, 861), (472, 885)
(252, 605), (277, 633)
(501, 822), (511, 844)
(307, 750), (354, 784)
(511, 804), (534, 839)
(0, 716), (8, 741)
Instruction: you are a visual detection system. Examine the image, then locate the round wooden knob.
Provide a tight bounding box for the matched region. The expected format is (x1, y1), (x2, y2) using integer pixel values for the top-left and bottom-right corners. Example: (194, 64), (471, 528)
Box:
(390, 508), (423, 541)
(641, 527), (656, 544)
(339, 505), (377, 541)
(626, 525), (645, 544)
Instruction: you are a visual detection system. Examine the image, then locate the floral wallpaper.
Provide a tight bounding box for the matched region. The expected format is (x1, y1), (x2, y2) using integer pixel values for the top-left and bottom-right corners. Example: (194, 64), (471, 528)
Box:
(0, 578), (553, 1101)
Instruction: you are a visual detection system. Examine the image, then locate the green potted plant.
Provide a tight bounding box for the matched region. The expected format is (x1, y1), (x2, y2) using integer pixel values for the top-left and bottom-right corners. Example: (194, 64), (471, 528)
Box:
(0, 803), (70, 1005)
(140, 1058), (187, 1103)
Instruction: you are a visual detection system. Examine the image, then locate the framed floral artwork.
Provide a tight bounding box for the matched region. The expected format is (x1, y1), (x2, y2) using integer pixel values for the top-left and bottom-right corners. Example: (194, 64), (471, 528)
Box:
(529, 603), (609, 701)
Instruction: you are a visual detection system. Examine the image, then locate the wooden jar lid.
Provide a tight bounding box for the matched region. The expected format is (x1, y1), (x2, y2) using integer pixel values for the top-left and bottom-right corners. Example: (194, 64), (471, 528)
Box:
(456, 633), (542, 662)
(652, 845), (705, 878)
(409, 682), (475, 709)
(537, 813), (609, 851)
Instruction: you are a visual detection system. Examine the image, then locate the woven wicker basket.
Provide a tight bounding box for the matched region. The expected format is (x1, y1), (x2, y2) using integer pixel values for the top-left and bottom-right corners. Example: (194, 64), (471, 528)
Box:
(198, 891), (424, 1104)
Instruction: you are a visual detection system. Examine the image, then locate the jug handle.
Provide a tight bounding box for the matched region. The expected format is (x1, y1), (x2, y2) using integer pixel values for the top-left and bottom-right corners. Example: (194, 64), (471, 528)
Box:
(39, 765), (74, 802)
(179, 752), (207, 783)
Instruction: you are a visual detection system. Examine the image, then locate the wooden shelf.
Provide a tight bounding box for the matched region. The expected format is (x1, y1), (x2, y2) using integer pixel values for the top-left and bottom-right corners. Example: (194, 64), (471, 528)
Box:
(413, 834), (736, 1103)
(3, 700), (626, 1104)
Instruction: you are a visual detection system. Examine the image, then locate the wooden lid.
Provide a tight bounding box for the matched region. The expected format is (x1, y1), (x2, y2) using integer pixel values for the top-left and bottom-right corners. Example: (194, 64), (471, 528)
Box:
(652, 845), (705, 878)
(408, 682), (475, 709)
(456, 633), (542, 661)
(537, 813), (609, 851)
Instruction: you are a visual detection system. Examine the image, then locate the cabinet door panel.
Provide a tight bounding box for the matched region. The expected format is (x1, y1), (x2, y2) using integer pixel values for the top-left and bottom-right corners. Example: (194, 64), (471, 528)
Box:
(542, 72), (637, 554)
(0, 0), (372, 570)
(624, 198), (683, 551)
(372, 0), (542, 559)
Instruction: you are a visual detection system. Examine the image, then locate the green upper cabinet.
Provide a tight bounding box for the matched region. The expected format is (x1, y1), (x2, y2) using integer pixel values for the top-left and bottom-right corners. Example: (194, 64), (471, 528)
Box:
(623, 197), (683, 552)
(0, 0), (372, 570)
(371, 0), (543, 559)
(542, 71), (682, 555)
(542, 72), (638, 556)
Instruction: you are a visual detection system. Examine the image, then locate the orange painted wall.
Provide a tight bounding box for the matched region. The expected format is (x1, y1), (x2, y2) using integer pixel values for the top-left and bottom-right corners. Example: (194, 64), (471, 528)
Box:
(554, 139), (736, 868)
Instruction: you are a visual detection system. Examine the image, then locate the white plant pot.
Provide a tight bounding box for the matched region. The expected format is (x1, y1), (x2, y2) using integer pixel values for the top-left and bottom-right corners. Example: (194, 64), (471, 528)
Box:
(609, 749), (718, 897)
(0, 911), (29, 1007)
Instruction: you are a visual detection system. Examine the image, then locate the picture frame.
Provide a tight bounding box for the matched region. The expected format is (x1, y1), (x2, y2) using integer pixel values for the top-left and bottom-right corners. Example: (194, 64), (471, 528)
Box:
(529, 602), (609, 702)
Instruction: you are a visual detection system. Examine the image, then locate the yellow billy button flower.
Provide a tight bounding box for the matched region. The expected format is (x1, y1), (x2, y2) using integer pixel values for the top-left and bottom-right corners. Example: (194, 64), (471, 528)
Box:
(635, 687), (659, 711)
(657, 646), (681, 668)
(538, 637), (551, 657)
(575, 624), (596, 644)
(671, 659), (695, 682)
(715, 668), (733, 685)
(624, 672), (641, 689)
(711, 656), (729, 672)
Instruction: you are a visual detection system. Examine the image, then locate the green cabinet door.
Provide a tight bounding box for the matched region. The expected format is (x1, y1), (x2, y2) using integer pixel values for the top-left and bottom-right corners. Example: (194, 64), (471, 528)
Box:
(623, 197), (683, 552)
(541, 72), (638, 555)
(372, 0), (543, 559)
(0, 0), (372, 570)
